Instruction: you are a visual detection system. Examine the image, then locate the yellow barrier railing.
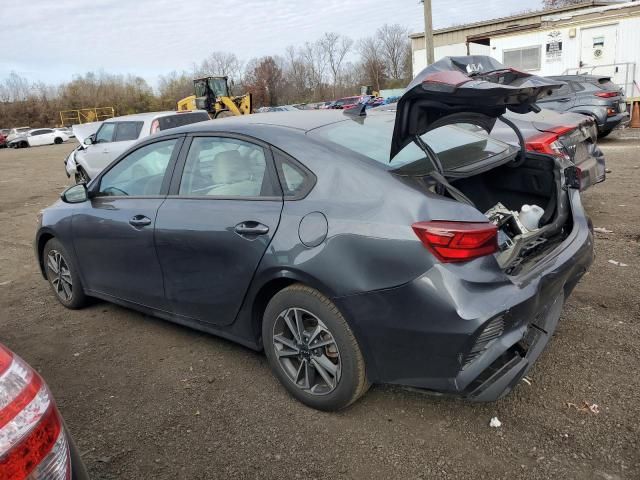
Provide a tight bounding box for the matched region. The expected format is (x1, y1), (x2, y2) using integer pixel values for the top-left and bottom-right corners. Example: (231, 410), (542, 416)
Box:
(59, 107), (115, 126)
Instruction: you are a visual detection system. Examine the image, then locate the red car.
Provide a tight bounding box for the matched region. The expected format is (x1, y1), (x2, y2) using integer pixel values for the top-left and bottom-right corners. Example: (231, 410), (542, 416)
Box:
(0, 343), (88, 479)
(0, 132), (7, 148)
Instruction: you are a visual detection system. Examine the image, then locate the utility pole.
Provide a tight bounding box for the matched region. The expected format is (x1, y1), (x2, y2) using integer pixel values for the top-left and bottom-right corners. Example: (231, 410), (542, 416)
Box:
(423, 0), (435, 66)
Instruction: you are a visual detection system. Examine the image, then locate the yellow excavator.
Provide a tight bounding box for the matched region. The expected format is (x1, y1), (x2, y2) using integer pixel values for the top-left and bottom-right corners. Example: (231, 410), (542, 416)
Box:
(177, 76), (252, 118)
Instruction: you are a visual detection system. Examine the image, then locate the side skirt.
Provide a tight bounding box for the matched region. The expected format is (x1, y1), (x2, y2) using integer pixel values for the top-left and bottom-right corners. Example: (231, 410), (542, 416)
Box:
(85, 289), (262, 351)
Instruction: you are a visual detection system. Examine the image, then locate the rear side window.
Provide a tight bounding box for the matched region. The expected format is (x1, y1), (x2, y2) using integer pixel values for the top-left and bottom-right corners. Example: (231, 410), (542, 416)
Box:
(274, 149), (315, 199)
(114, 122), (143, 141)
(152, 112), (209, 134)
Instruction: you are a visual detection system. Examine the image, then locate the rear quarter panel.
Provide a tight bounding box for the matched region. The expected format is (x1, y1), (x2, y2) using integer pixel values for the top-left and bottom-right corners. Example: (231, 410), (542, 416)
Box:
(257, 131), (495, 297)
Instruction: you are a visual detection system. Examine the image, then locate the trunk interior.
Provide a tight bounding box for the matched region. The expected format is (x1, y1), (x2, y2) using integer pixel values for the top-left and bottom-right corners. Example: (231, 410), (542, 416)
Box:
(452, 155), (556, 215)
(450, 155), (573, 274)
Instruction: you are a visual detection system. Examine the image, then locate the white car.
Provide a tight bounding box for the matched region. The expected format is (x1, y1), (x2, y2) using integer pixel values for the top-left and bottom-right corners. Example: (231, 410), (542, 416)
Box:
(8, 128), (68, 148)
(65, 110), (209, 183)
(6, 126), (31, 142)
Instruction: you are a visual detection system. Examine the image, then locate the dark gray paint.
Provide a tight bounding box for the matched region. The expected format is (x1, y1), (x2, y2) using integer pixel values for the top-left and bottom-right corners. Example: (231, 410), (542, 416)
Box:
(35, 109), (594, 401)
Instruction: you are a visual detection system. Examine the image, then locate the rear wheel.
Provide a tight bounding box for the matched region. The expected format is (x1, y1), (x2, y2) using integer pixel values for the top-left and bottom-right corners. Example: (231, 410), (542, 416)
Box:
(54, 137), (63, 144)
(262, 284), (369, 411)
(43, 238), (86, 309)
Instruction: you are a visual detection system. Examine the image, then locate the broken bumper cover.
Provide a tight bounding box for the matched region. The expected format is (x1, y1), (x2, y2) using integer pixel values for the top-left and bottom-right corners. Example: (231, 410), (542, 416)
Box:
(64, 149), (78, 178)
(334, 191), (594, 401)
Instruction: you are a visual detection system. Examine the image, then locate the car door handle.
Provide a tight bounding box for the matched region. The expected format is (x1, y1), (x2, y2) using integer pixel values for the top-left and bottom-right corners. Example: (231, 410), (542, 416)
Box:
(234, 222), (269, 236)
(129, 215), (151, 227)
(558, 98), (571, 102)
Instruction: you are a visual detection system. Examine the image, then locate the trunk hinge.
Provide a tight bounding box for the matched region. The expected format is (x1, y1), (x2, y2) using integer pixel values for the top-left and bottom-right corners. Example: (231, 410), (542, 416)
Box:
(412, 135), (475, 207)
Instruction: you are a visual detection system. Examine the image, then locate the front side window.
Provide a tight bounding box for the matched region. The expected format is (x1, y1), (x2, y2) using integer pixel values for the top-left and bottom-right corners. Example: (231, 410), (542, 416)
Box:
(95, 123), (116, 143)
(179, 137), (272, 197)
(114, 122), (143, 141)
(98, 139), (178, 196)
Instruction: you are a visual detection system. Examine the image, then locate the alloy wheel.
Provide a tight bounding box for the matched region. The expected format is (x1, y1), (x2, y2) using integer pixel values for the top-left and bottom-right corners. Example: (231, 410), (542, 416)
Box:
(47, 250), (73, 302)
(272, 307), (342, 395)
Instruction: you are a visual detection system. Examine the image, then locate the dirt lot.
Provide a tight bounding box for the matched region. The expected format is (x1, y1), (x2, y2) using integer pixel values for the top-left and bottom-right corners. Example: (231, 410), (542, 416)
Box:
(0, 137), (639, 480)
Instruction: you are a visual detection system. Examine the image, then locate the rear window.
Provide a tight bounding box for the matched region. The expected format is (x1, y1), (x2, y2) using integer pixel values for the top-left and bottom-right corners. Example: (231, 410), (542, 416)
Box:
(308, 114), (514, 173)
(114, 121), (143, 141)
(155, 112), (209, 132)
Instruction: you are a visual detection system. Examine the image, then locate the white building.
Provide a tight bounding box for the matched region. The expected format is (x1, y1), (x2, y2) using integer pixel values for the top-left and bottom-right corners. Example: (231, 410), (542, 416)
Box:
(410, 1), (640, 96)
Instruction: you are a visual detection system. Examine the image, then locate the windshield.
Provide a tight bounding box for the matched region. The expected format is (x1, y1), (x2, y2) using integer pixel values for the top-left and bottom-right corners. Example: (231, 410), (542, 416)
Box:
(308, 113), (515, 173)
(208, 78), (229, 97)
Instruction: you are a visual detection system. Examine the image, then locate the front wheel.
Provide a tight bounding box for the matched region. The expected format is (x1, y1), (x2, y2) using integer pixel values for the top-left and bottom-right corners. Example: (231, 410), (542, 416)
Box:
(598, 128), (613, 138)
(54, 137), (63, 144)
(43, 238), (87, 309)
(262, 284), (369, 411)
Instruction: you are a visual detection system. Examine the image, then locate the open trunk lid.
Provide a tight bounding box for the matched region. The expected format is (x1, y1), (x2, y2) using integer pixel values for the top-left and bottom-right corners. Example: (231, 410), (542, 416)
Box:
(390, 56), (565, 161)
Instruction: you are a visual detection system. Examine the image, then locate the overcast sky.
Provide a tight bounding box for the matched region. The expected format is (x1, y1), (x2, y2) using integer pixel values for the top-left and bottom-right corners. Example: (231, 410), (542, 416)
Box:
(0, 0), (543, 86)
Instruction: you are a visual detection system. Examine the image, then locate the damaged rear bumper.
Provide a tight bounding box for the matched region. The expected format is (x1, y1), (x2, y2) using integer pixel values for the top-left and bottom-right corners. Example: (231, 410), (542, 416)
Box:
(334, 190), (593, 402)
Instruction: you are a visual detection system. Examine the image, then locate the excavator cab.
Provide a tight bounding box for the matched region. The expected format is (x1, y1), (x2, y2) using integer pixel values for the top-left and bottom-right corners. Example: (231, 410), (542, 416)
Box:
(178, 76), (252, 118)
(194, 76), (230, 110)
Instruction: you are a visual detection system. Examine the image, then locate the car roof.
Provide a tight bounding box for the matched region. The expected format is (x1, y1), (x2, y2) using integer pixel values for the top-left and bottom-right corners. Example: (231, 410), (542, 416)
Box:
(105, 110), (209, 123)
(168, 109), (355, 134)
(549, 74), (611, 82)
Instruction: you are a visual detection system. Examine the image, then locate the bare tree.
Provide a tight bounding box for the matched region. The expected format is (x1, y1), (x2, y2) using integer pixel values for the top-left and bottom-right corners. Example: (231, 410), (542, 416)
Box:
(300, 41), (328, 99)
(358, 37), (386, 92)
(319, 32), (353, 97)
(378, 24), (410, 81)
(542, 0), (585, 9)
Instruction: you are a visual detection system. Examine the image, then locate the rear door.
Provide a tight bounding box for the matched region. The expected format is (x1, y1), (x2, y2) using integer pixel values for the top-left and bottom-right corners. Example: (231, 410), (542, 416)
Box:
(536, 82), (574, 112)
(155, 134), (283, 326)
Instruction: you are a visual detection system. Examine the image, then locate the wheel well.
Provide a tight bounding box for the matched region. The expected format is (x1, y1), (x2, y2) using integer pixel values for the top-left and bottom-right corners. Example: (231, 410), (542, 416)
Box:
(251, 277), (298, 344)
(37, 233), (54, 277)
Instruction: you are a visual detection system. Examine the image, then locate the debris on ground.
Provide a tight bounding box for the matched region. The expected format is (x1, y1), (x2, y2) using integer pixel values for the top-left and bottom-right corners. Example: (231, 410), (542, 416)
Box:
(522, 376), (532, 386)
(0, 280), (11, 286)
(593, 227), (614, 234)
(607, 260), (629, 267)
(489, 417), (502, 428)
(566, 401), (600, 414)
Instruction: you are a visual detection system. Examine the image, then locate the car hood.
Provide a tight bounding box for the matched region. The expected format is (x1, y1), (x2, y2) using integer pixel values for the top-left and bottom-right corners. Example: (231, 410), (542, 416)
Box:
(72, 121), (103, 146)
(390, 55), (565, 160)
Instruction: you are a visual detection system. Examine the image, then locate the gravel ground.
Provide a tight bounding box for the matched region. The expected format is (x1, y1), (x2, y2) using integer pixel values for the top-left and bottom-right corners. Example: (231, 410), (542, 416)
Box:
(0, 136), (638, 480)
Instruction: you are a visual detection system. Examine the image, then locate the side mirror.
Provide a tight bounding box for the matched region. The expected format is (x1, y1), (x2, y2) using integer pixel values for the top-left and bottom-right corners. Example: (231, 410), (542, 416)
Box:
(83, 137), (93, 146)
(61, 183), (88, 203)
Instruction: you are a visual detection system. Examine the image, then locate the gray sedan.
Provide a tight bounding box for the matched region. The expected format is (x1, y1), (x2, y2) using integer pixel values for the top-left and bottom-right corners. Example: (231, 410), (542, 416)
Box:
(35, 56), (595, 411)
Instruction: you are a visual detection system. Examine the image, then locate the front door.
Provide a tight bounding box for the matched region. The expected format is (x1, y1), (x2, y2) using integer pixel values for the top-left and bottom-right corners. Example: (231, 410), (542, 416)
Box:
(155, 135), (283, 326)
(73, 137), (183, 310)
(580, 24), (618, 79)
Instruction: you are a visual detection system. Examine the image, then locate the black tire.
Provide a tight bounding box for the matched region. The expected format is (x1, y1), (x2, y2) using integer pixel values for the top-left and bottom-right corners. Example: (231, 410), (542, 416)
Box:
(214, 110), (233, 119)
(43, 238), (87, 309)
(598, 128), (613, 138)
(54, 137), (63, 144)
(262, 284), (369, 411)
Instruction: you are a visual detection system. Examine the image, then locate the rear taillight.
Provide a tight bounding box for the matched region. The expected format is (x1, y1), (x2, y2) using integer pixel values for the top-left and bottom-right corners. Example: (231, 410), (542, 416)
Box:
(412, 221), (498, 263)
(525, 125), (573, 160)
(0, 345), (70, 480)
(594, 91), (618, 98)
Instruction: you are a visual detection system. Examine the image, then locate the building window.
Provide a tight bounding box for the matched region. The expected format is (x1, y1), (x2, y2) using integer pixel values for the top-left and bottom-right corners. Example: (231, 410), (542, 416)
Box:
(503, 46), (541, 71)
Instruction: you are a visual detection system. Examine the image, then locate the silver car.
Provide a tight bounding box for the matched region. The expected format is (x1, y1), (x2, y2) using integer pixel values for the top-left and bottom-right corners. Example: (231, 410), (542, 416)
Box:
(65, 110), (209, 183)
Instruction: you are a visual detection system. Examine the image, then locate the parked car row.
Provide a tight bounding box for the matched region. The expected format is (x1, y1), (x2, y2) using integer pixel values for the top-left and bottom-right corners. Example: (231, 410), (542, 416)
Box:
(36, 56), (603, 412)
